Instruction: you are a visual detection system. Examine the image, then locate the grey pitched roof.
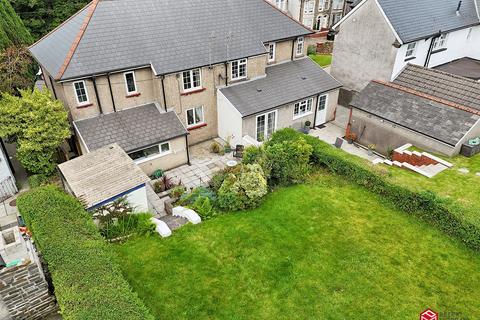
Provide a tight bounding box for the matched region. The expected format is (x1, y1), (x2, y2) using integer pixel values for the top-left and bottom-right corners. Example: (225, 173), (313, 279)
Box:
(433, 57), (480, 81)
(74, 104), (187, 153)
(394, 64), (480, 112)
(220, 58), (342, 117)
(58, 144), (150, 209)
(377, 0), (480, 43)
(350, 81), (480, 146)
(29, 0), (311, 81)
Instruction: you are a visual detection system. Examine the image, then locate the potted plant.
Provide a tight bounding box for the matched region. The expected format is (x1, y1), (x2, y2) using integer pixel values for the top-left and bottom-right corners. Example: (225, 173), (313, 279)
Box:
(303, 120), (312, 133)
(367, 144), (376, 156)
(346, 132), (357, 144)
(224, 136), (232, 153)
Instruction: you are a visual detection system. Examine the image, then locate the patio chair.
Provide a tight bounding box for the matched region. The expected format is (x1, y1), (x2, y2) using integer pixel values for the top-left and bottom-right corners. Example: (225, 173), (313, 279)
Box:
(233, 145), (244, 158)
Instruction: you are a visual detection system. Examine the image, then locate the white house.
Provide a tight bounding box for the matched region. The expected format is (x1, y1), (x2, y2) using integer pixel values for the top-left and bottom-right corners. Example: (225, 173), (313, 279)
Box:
(0, 141), (16, 202)
(330, 0), (480, 92)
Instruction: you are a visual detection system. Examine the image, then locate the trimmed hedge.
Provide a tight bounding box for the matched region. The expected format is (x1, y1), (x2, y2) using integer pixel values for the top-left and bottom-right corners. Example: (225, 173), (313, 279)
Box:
(17, 186), (154, 320)
(270, 129), (480, 251)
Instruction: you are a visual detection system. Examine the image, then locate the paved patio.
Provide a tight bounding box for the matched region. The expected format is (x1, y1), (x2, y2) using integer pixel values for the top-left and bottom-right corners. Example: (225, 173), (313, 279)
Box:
(309, 122), (380, 162)
(165, 140), (237, 190)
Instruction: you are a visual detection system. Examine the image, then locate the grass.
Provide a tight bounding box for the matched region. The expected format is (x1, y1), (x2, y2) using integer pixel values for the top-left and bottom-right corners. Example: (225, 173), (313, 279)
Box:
(386, 153), (480, 226)
(308, 54), (332, 67)
(114, 171), (480, 319)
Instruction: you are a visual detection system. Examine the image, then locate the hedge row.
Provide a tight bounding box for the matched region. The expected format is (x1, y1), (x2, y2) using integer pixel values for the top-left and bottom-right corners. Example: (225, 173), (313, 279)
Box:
(270, 129), (480, 251)
(17, 186), (154, 320)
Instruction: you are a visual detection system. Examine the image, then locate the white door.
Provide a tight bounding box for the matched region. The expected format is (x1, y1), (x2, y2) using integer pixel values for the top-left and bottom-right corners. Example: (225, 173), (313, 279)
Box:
(315, 94), (328, 126)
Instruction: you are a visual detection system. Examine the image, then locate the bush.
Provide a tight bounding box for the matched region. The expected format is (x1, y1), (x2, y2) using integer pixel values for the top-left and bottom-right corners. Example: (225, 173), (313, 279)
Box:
(217, 164), (268, 211)
(191, 196), (218, 220)
(270, 129), (480, 251)
(178, 186), (216, 206)
(264, 137), (313, 186)
(99, 213), (155, 240)
(17, 186), (154, 320)
(210, 142), (221, 153)
(28, 174), (51, 188)
(307, 45), (317, 55)
(242, 145), (271, 178)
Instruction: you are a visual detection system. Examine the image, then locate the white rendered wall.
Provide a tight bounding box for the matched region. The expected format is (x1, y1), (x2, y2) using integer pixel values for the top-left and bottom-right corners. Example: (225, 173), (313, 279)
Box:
(126, 186), (149, 213)
(392, 26), (480, 79)
(288, 0), (302, 20)
(217, 90), (243, 147)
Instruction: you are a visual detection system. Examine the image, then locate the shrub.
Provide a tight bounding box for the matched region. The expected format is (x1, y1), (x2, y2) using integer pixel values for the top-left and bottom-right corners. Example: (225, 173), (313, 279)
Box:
(270, 129), (480, 251)
(242, 145), (271, 178)
(28, 174), (50, 188)
(264, 137), (313, 186)
(153, 175), (175, 193)
(151, 169), (164, 180)
(307, 44), (317, 55)
(191, 197), (218, 220)
(170, 185), (186, 199)
(99, 213), (156, 240)
(210, 142), (221, 153)
(178, 186), (216, 206)
(17, 186), (154, 320)
(217, 164), (268, 211)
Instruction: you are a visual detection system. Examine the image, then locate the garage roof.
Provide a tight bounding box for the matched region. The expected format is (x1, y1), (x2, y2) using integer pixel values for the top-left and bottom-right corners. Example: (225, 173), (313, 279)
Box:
(58, 144), (150, 209)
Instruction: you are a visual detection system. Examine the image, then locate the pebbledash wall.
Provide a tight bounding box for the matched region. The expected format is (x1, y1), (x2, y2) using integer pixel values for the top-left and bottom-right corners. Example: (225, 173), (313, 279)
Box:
(350, 109), (480, 157)
(0, 261), (57, 320)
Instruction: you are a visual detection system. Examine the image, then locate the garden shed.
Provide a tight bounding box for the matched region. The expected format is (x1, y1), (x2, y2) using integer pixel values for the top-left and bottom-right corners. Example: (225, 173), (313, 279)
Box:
(58, 144), (150, 211)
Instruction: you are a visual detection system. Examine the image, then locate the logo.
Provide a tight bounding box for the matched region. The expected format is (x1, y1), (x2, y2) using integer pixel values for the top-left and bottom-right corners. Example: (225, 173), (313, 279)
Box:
(420, 309), (438, 320)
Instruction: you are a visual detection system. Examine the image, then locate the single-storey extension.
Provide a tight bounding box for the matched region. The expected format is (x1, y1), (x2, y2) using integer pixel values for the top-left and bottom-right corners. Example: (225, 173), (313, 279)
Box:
(348, 64), (480, 157)
(58, 144), (151, 211)
(217, 58), (342, 146)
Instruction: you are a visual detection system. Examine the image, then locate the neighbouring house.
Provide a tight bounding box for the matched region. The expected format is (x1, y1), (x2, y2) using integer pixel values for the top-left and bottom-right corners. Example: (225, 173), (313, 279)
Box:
(268, 0), (347, 30)
(58, 144), (151, 212)
(348, 64), (480, 157)
(29, 0), (341, 174)
(330, 0), (480, 93)
(434, 57), (480, 81)
(218, 58), (341, 146)
(0, 140), (16, 202)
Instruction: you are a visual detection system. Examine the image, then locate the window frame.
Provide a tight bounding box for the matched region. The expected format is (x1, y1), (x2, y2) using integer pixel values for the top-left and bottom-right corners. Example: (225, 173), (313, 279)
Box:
(405, 42), (417, 58)
(296, 37), (305, 56)
(293, 98), (314, 119)
(275, 0), (286, 10)
(231, 58), (248, 80)
(186, 106), (205, 128)
(304, 0), (315, 13)
(432, 33), (448, 50)
(266, 43), (276, 62)
(128, 142), (171, 164)
(318, 94), (328, 111)
(124, 71), (138, 95)
(73, 80), (89, 106)
(255, 110), (277, 143)
(182, 68), (202, 92)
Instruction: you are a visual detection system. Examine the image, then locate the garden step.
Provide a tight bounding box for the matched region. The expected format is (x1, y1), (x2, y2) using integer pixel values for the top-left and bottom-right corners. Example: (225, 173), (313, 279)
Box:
(159, 215), (189, 231)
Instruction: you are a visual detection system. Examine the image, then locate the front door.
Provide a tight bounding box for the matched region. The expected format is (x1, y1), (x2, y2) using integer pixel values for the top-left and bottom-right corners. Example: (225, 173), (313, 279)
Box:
(315, 94), (328, 126)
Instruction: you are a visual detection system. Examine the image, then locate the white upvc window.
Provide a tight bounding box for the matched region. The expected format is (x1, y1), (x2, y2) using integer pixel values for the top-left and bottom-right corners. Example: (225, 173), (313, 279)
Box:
(304, 0), (315, 13)
(124, 71), (137, 94)
(73, 80), (89, 105)
(296, 37), (305, 56)
(186, 106), (205, 127)
(128, 142), (171, 163)
(405, 42), (417, 58)
(332, 0), (344, 10)
(432, 33), (448, 50)
(231, 58), (247, 80)
(293, 98), (313, 119)
(182, 68), (202, 92)
(256, 110), (277, 142)
(319, 0), (325, 11)
(275, 0), (286, 10)
(266, 43), (276, 62)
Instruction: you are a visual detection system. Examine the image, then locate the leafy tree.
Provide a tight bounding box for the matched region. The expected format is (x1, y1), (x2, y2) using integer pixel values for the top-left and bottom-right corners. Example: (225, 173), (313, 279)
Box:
(0, 89), (71, 174)
(0, 45), (36, 95)
(0, 0), (32, 50)
(9, 0), (89, 40)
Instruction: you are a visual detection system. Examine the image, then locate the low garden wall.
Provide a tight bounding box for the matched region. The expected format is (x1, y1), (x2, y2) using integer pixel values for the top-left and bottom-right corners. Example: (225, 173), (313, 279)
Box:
(17, 186), (154, 320)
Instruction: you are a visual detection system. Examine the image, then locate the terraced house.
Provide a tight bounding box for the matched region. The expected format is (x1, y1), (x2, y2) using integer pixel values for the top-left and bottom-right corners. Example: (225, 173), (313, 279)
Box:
(29, 0), (341, 175)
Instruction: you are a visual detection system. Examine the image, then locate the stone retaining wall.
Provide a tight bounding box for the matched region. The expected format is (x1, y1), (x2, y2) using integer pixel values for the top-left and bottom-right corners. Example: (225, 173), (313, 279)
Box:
(0, 260), (58, 319)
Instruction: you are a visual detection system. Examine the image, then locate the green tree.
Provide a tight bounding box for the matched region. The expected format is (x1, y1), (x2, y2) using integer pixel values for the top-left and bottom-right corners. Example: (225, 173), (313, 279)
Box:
(9, 0), (89, 40)
(0, 0), (32, 50)
(0, 89), (71, 174)
(0, 45), (36, 95)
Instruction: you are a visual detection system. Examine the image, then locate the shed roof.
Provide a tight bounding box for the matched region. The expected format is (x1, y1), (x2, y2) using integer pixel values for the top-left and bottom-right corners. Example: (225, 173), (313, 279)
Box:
(74, 104), (187, 153)
(394, 64), (480, 112)
(350, 81), (480, 146)
(29, 0), (311, 81)
(58, 144), (150, 209)
(220, 58), (341, 117)
(433, 57), (480, 81)
(377, 0), (480, 43)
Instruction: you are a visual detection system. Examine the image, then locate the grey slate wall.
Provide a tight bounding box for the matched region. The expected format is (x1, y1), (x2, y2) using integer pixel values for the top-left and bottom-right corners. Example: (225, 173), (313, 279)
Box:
(0, 261), (58, 320)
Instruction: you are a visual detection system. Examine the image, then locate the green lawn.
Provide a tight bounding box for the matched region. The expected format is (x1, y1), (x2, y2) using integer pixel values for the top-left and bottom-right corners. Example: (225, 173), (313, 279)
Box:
(114, 172), (480, 319)
(309, 54), (332, 67)
(386, 153), (480, 226)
